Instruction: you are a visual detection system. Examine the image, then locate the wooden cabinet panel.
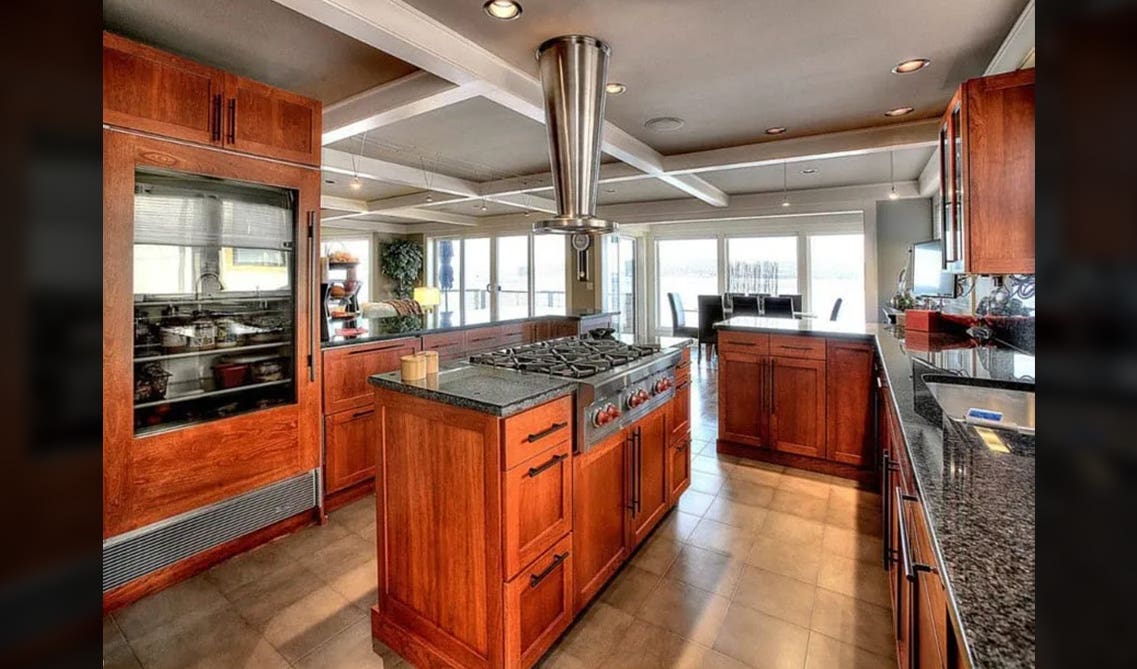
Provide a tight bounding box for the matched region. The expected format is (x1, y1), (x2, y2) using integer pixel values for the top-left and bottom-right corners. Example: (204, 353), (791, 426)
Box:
(503, 439), (572, 581)
(572, 430), (628, 612)
(770, 357), (826, 458)
(628, 407), (670, 549)
(505, 534), (573, 669)
(667, 436), (692, 505)
(500, 323), (526, 348)
(103, 32), (224, 146)
(718, 331), (770, 353)
(669, 380), (691, 445)
(769, 334), (826, 360)
(501, 395), (573, 470)
(323, 338), (421, 414)
(718, 349), (768, 448)
(324, 408), (377, 493)
(422, 330), (466, 362)
(909, 499), (948, 669)
(826, 340), (874, 466)
(224, 75), (321, 166)
(466, 325), (505, 354)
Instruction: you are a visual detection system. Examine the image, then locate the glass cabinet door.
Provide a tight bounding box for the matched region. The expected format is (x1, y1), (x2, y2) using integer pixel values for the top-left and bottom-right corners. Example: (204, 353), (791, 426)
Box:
(949, 103), (965, 270)
(132, 170), (297, 435)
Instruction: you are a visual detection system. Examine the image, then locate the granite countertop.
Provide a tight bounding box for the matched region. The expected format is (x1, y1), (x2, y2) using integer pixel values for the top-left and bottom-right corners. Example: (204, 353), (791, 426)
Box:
(368, 364), (577, 417)
(713, 316), (1035, 668)
(323, 311), (621, 349)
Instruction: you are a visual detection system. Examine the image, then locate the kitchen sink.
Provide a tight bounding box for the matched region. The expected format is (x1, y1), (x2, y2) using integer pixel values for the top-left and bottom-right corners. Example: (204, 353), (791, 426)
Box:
(922, 374), (1035, 435)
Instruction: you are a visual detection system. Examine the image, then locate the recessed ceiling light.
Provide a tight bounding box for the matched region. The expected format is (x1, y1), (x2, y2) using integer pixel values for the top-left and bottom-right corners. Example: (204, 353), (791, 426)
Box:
(644, 116), (685, 132)
(800, 168), (818, 175)
(885, 106), (915, 117)
(482, 0), (522, 20)
(765, 127), (787, 135)
(605, 82), (627, 95)
(892, 58), (931, 74)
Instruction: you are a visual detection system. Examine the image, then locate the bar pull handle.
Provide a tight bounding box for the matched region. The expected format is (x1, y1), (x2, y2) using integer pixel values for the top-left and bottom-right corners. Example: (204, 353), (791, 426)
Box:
(778, 345), (813, 351)
(351, 409), (374, 419)
(529, 551), (569, 588)
(626, 430), (636, 512)
(676, 380), (691, 391)
(227, 98), (236, 143)
(770, 358), (777, 415)
(527, 453), (567, 478)
(307, 212), (317, 382)
(211, 94), (222, 142)
(676, 438), (689, 453)
(526, 421), (568, 443)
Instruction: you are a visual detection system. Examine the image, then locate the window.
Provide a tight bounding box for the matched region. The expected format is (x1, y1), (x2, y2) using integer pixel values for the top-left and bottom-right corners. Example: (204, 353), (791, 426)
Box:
(533, 235), (567, 316)
(808, 234), (864, 322)
(602, 236), (636, 334)
(463, 237), (491, 324)
(656, 238), (718, 330)
(435, 239), (460, 327)
(727, 236), (798, 296)
(321, 238), (372, 303)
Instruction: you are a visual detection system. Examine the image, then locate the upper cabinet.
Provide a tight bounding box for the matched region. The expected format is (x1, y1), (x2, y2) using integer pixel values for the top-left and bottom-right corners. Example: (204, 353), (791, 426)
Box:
(102, 32), (322, 167)
(939, 69), (1035, 275)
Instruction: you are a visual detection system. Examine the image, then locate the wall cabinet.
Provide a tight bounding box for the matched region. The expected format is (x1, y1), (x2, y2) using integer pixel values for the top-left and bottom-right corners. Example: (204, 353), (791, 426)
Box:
(938, 69), (1035, 275)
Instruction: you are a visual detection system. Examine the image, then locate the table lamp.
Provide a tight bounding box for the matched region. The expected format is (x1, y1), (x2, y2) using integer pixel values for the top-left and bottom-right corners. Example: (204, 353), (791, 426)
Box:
(413, 286), (441, 327)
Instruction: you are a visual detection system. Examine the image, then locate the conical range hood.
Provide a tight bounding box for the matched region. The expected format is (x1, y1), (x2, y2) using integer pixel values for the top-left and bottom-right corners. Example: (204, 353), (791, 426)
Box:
(533, 35), (617, 235)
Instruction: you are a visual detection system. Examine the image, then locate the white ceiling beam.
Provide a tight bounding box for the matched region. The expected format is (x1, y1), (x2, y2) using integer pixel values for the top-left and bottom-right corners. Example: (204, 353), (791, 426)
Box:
(272, 0), (729, 208)
(985, 0), (1035, 75)
(320, 194), (479, 227)
(322, 71), (487, 145)
(383, 207), (479, 227)
(322, 147), (478, 196)
(320, 195), (368, 213)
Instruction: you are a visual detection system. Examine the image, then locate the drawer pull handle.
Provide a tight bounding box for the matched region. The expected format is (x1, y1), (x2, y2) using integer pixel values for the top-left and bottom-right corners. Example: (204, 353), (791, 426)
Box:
(526, 421), (568, 443)
(351, 409), (374, 419)
(527, 453), (567, 477)
(676, 440), (690, 452)
(676, 380), (691, 391)
(777, 345), (814, 350)
(727, 341), (756, 347)
(676, 361), (691, 370)
(529, 551), (568, 588)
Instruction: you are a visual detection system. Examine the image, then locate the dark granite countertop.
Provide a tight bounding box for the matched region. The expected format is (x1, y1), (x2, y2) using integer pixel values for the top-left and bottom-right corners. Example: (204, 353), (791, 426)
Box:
(368, 364), (577, 417)
(323, 311), (621, 349)
(713, 316), (1035, 668)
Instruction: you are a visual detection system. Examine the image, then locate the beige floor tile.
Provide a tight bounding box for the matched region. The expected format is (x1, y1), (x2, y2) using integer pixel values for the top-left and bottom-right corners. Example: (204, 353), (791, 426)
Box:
(744, 536), (822, 583)
(637, 579), (731, 646)
(664, 544), (744, 596)
(600, 564), (663, 615)
(804, 631), (895, 669)
(689, 470), (725, 495)
(767, 488), (830, 522)
(203, 540), (292, 596)
(820, 525), (884, 565)
(688, 518), (756, 557)
(604, 618), (688, 668)
(825, 495), (883, 537)
(294, 618), (401, 669)
(228, 560), (324, 629)
(558, 602), (635, 664)
(692, 454), (734, 476)
(329, 497), (376, 534)
(733, 566), (816, 627)
(777, 472), (832, 500)
(761, 510), (825, 546)
(809, 588), (895, 657)
(258, 584), (366, 662)
(299, 533), (375, 582)
(534, 648), (592, 669)
(326, 557), (379, 612)
(355, 521), (378, 546)
(676, 489), (716, 516)
(718, 478), (776, 507)
(656, 510), (702, 543)
(130, 608), (290, 669)
(712, 602), (810, 669)
(703, 497), (768, 531)
(816, 553), (891, 607)
(828, 485), (883, 508)
(103, 616), (142, 669)
(630, 534), (685, 575)
(275, 521), (353, 559)
(730, 463), (784, 487)
(115, 574), (230, 643)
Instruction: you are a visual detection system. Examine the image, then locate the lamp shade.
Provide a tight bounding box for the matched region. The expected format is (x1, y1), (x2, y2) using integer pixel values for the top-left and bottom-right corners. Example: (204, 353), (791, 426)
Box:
(413, 286), (441, 308)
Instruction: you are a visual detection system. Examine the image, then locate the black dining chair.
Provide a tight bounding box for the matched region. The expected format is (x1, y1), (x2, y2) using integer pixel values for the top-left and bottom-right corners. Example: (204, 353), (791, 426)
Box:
(731, 295), (760, 316)
(667, 292), (699, 340)
(829, 297), (843, 321)
(763, 296), (794, 318)
(696, 295), (724, 362)
(780, 293), (803, 313)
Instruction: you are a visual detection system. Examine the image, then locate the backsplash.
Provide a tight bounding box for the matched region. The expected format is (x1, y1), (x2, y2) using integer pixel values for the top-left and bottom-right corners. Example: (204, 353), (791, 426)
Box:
(941, 275), (1035, 353)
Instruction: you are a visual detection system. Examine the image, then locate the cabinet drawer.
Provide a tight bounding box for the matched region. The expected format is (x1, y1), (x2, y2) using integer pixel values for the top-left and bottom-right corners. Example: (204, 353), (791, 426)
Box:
(502, 396), (574, 470)
(422, 330), (466, 362)
(503, 439), (572, 580)
(668, 436), (692, 504)
(465, 325), (503, 352)
(500, 323), (526, 348)
(718, 331), (770, 354)
(769, 334), (826, 360)
(324, 408), (377, 493)
(674, 348), (692, 385)
(323, 338), (420, 413)
(505, 534), (573, 669)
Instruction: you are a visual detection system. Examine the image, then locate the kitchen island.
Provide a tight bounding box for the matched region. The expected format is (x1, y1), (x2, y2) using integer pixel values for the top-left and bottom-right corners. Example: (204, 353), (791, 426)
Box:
(714, 316), (1035, 668)
(366, 335), (692, 669)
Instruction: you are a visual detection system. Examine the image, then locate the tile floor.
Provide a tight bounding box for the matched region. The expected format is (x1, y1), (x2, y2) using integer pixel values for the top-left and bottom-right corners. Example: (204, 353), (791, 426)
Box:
(104, 356), (895, 669)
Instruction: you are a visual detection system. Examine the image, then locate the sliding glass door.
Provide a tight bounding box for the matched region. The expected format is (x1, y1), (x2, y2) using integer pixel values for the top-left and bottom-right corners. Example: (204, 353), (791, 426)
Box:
(463, 237), (491, 324)
(496, 235), (530, 320)
(602, 235), (636, 334)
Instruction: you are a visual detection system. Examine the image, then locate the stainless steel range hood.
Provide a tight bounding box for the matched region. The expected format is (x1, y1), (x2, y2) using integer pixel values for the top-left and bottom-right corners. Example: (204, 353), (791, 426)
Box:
(533, 35), (617, 235)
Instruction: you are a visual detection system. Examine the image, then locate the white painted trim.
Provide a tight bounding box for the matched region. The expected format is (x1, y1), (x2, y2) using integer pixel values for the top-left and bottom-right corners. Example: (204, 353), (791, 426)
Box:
(917, 147), (941, 198)
(985, 0), (1035, 76)
(323, 73), (488, 145)
(322, 147), (478, 196)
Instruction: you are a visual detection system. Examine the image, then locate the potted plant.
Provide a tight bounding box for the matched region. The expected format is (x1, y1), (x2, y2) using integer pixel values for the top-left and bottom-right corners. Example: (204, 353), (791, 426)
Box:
(380, 239), (424, 299)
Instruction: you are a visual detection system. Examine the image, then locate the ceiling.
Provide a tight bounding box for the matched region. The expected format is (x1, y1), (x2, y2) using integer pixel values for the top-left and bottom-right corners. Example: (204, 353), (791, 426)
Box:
(701, 146), (935, 195)
(320, 172), (420, 201)
(102, 0), (418, 103)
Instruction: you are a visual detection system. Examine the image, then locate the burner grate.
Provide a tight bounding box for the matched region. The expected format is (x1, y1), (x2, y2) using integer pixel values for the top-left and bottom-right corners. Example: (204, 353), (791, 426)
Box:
(469, 336), (660, 379)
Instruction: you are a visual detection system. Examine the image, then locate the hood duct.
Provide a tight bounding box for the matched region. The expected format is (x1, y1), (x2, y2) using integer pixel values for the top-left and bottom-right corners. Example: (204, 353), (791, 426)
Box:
(533, 35), (617, 235)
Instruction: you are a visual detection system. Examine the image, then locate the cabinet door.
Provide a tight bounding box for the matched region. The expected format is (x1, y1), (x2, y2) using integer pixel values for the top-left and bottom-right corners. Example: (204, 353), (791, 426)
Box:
(503, 439), (573, 581)
(667, 436), (692, 505)
(717, 350), (768, 448)
(572, 430), (628, 612)
(825, 341), (874, 466)
(770, 357), (827, 458)
(628, 407), (670, 549)
(324, 408), (377, 493)
(323, 338), (420, 414)
(224, 75), (321, 166)
(103, 32), (224, 146)
(669, 379), (691, 445)
(505, 534), (574, 669)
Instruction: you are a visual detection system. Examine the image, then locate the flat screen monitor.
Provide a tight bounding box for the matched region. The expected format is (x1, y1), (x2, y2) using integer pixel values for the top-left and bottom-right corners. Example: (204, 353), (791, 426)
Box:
(912, 239), (956, 297)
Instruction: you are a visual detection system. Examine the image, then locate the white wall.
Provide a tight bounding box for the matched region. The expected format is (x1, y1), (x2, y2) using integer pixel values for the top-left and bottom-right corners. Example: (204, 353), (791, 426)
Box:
(874, 199), (933, 315)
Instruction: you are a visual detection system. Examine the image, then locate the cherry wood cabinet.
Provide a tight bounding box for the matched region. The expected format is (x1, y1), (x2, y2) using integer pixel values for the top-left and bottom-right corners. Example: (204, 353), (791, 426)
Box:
(224, 74), (321, 166)
(939, 69), (1035, 275)
(421, 329), (466, 361)
(770, 357), (827, 458)
(503, 438), (573, 580)
(324, 408), (377, 493)
(505, 534), (574, 669)
(718, 347), (769, 449)
(825, 340), (875, 466)
(669, 378), (691, 444)
(667, 436), (693, 504)
(323, 338), (420, 414)
(627, 406), (670, 549)
(572, 430), (628, 612)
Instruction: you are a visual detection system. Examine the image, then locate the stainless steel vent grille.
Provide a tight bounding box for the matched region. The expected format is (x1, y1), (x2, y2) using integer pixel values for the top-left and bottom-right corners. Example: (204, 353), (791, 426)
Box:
(103, 470), (319, 592)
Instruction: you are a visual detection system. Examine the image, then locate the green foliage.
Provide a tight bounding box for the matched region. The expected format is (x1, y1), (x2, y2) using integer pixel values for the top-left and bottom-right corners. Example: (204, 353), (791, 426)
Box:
(380, 239), (424, 299)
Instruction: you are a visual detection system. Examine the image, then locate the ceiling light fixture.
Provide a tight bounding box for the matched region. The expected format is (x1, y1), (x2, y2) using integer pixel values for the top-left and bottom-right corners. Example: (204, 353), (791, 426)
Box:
(644, 116), (685, 132)
(605, 82), (627, 95)
(884, 106), (915, 117)
(892, 58), (931, 74)
(765, 126), (787, 135)
(888, 150), (900, 199)
(482, 0), (522, 20)
(781, 162), (790, 207)
(350, 177), (362, 191)
(801, 168), (818, 175)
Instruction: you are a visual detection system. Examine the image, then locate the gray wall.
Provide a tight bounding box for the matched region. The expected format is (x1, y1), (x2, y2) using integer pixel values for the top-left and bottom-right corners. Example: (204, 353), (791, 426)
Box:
(875, 198), (933, 316)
